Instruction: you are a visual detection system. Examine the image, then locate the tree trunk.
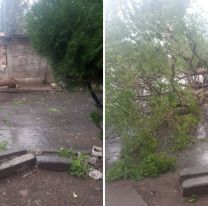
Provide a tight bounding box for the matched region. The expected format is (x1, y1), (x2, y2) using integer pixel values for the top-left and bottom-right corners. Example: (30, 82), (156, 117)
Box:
(87, 82), (102, 109)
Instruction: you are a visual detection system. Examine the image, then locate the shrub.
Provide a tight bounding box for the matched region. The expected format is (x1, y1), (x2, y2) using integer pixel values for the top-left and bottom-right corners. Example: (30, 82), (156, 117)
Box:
(70, 153), (90, 177)
(107, 153), (176, 181)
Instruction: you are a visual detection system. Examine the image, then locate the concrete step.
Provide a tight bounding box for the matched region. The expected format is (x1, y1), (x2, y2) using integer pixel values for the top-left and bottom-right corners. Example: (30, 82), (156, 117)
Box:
(0, 153), (35, 178)
(182, 176), (208, 197)
(179, 166), (208, 183)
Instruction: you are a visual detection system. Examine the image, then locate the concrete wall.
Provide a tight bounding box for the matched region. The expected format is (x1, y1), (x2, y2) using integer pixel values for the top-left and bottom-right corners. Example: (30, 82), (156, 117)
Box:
(0, 36), (53, 84)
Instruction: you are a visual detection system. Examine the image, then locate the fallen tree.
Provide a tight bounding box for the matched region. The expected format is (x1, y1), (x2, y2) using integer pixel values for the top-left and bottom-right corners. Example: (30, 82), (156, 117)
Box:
(106, 0), (208, 181)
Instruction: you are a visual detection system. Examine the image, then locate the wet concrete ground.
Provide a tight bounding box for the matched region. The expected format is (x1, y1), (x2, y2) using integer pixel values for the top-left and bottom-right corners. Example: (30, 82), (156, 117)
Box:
(0, 91), (101, 151)
(105, 132), (121, 169)
(177, 106), (208, 169)
(106, 180), (148, 206)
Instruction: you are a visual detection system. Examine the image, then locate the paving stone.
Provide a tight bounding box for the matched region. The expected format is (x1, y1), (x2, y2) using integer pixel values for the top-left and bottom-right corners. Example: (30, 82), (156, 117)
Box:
(106, 181), (148, 206)
(0, 154), (35, 178)
(182, 176), (208, 197)
(179, 166), (208, 183)
(0, 149), (27, 161)
(36, 155), (71, 171)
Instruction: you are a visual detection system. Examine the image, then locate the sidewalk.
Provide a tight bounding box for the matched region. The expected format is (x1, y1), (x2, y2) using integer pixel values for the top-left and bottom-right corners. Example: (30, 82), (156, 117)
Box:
(106, 180), (148, 206)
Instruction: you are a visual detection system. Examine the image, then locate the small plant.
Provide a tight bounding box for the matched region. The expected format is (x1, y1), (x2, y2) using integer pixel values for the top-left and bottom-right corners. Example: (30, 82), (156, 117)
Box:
(0, 141), (7, 152)
(185, 195), (198, 203)
(70, 153), (90, 177)
(90, 110), (102, 128)
(90, 110), (103, 139)
(58, 148), (75, 158)
(58, 148), (90, 177)
(12, 99), (26, 105)
(48, 107), (60, 112)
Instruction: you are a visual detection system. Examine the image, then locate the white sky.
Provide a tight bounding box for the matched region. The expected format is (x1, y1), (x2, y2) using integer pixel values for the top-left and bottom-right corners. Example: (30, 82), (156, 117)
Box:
(196, 0), (208, 9)
(105, 0), (208, 15)
(192, 0), (208, 14)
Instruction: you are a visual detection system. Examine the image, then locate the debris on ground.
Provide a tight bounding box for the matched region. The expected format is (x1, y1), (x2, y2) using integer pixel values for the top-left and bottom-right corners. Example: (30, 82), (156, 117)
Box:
(88, 156), (98, 166)
(73, 192), (78, 198)
(92, 146), (102, 157)
(89, 169), (103, 180)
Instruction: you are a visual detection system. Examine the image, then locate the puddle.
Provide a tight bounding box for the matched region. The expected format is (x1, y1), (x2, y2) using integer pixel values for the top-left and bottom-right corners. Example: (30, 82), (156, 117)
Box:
(196, 123), (207, 139)
(106, 135), (122, 169)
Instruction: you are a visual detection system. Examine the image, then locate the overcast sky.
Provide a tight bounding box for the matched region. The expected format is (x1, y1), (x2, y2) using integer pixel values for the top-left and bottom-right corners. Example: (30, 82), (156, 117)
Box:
(105, 0), (208, 16)
(196, 0), (208, 9)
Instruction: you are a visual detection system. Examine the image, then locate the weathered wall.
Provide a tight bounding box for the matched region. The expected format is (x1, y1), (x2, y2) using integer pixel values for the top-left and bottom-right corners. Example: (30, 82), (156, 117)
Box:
(0, 37), (53, 84)
(0, 45), (7, 79)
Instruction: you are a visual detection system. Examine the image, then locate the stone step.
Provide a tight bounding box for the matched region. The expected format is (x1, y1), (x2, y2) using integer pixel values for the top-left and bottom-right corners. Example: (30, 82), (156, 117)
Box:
(179, 166), (208, 183)
(182, 176), (208, 197)
(0, 153), (35, 178)
(36, 155), (71, 171)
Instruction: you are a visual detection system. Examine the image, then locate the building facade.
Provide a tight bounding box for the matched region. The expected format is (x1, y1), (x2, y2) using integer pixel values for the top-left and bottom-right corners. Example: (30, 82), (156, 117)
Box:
(0, 0), (53, 84)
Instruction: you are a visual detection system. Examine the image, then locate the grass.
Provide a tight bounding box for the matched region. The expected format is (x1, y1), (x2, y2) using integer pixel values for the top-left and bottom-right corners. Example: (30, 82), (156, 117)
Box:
(90, 110), (103, 139)
(48, 107), (60, 112)
(58, 148), (74, 158)
(58, 148), (90, 177)
(70, 153), (90, 177)
(106, 89), (200, 181)
(185, 195), (199, 203)
(0, 141), (7, 152)
(12, 98), (27, 105)
(90, 110), (102, 128)
(107, 153), (176, 181)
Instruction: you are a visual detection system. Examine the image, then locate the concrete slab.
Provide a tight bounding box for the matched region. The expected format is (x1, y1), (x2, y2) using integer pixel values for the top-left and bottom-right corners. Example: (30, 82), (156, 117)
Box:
(106, 181), (148, 206)
(0, 149), (27, 161)
(36, 155), (71, 171)
(182, 176), (208, 197)
(0, 153), (35, 178)
(179, 166), (208, 183)
(105, 135), (121, 169)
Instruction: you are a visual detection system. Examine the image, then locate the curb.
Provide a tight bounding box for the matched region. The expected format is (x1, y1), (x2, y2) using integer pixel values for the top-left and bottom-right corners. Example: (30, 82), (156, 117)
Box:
(0, 148), (100, 179)
(0, 149), (27, 161)
(0, 149), (72, 179)
(0, 153), (36, 178)
(36, 155), (71, 171)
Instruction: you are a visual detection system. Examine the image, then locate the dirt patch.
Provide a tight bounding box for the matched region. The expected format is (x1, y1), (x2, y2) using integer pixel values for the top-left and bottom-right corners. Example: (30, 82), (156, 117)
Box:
(0, 169), (102, 206)
(136, 172), (208, 206)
